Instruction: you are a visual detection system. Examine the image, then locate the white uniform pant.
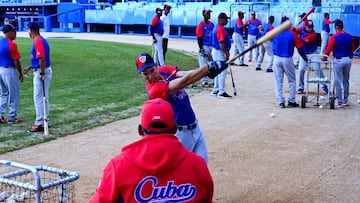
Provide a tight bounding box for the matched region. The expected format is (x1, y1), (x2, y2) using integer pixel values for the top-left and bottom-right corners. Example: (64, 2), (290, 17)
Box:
(211, 48), (227, 95)
(320, 31), (330, 54)
(256, 40), (274, 69)
(247, 34), (259, 60)
(231, 32), (245, 64)
(33, 67), (52, 126)
(198, 45), (212, 83)
(153, 33), (165, 66)
(273, 56), (296, 103)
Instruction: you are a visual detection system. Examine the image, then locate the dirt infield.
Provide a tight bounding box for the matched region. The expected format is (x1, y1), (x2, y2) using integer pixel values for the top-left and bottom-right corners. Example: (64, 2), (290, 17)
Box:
(1, 32), (360, 202)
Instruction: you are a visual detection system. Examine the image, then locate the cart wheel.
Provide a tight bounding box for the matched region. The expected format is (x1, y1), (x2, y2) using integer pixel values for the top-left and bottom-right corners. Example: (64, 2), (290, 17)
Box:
(301, 96), (307, 108)
(330, 96), (335, 109)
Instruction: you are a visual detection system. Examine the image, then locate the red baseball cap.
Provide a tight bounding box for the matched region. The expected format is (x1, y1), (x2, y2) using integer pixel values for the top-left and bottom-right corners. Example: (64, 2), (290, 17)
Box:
(202, 9), (212, 16)
(218, 12), (229, 19)
(141, 98), (175, 133)
(156, 7), (163, 14)
(135, 52), (155, 72)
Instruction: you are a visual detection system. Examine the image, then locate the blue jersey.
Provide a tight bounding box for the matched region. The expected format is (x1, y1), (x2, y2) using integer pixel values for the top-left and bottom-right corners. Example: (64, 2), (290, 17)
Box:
(196, 21), (214, 46)
(212, 24), (231, 51)
(299, 28), (317, 53)
(30, 36), (51, 69)
(145, 66), (196, 126)
(273, 29), (303, 57)
(325, 31), (354, 58)
(0, 38), (21, 67)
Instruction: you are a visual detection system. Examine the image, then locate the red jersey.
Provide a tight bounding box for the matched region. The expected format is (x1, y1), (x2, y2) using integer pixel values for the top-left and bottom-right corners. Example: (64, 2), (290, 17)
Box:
(90, 134), (214, 203)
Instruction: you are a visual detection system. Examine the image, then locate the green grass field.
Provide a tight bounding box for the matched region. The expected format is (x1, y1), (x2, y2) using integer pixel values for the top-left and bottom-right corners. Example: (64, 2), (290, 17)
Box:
(0, 37), (198, 154)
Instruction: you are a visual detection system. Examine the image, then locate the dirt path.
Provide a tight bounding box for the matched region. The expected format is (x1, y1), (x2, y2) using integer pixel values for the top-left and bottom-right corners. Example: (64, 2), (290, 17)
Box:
(1, 32), (360, 202)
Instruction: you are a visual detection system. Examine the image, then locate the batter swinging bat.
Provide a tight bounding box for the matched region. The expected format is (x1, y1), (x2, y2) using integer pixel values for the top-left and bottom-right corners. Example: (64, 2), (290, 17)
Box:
(229, 64), (236, 96)
(296, 7), (316, 26)
(226, 20), (292, 64)
(42, 81), (49, 136)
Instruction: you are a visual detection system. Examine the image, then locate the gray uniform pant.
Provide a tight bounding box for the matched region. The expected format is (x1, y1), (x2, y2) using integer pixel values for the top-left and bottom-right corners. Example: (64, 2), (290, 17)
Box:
(0, 67), (20, 120)
(273, 56), (296, 103)
(333, 57), (352, 103)
(198, 45), (212, 83)
(153, 33), (165, 66)
(231, 32), (245, 65)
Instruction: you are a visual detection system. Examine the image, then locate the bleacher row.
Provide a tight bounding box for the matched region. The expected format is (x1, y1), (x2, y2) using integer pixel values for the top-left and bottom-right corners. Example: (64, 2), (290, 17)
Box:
(84, 1), (360, 37)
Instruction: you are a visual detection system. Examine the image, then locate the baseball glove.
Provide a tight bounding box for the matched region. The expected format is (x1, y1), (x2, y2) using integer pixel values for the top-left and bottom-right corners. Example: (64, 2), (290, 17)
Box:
(207, 61), (228, 79)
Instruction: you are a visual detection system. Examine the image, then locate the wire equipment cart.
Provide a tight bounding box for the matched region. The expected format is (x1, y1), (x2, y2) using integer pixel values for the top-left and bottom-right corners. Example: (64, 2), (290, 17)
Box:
(0, 160), (79, 203)
(301, 54), (335, 109)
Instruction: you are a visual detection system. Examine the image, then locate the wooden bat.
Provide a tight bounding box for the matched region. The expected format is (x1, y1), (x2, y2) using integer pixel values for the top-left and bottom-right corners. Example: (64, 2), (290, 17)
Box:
(42, 81), (49, 136)
(296, 7), (316, 26)
(227, 20), (292, 64)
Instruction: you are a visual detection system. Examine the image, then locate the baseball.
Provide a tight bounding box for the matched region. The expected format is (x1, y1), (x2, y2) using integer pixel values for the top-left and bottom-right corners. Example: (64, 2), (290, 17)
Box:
(319, 105), (324, 109)
(320, 96), (324, 100)
(270, 113), (275, 117)
(357, 99), (360, 104)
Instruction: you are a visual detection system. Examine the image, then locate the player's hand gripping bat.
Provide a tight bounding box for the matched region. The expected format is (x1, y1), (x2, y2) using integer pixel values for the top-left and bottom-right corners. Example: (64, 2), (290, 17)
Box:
(226, 20), (292, 65)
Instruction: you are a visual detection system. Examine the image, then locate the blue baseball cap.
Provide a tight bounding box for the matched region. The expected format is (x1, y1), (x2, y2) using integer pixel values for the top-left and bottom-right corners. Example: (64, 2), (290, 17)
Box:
(2, 24), (15, 33)
(135, 53), (155, 72)
(27, 22), (40, 31)
(218, 12), (229, 19)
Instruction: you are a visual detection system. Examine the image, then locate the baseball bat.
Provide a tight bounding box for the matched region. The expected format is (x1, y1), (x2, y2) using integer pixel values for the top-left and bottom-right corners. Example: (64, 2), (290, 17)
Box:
(296, 7), (316, 26)
(229, 65), (237, 96)
(227, 20), (292, 64)
(42, 81), (49, 136)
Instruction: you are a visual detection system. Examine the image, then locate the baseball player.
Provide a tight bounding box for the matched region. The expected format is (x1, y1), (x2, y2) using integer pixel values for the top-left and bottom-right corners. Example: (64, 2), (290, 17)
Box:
(161, 4), (171, 61)
(295, 20), (328, 95)
(196, 9), (214, 87)
(150, 7), (165, 66)
(320, 13), (334, 55)
(272, 16), (308, 108)
(230, 11), (248, 67)
(255, 15), (275, 72)
(211, 12), (232, 99)
(22, 22), (52, 132)
(90, 98), (214, 203)
(323, 19), (354, 107)
(293, 12), (307, 69)
(245, 11), (262, 65)
(135, 52), (227, 163)
(0, 24), (24, 124)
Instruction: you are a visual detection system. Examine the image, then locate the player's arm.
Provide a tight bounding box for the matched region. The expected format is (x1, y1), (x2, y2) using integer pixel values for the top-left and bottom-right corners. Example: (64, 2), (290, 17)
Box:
(196, 23), (204, 50)
(302, 31), (317, 43)
(10, 42), (23, 82)
(293, 31), (308, 62)
(167, 65), (210, 95)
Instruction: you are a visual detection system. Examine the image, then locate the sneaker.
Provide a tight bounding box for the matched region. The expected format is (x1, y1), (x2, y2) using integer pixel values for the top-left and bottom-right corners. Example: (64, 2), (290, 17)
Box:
(28, 125), (44, 133)
(239, 63), (249, 67)
(255, 67), (261, 71)
(230, 62), (236, 66)
(342, 101), (349, 106)
(266, 69), (273, 73)
(322, 86), (329, 95)
(279, 102), (286, 108)
(217, 92), (232, 99)
(7, 118), (23, 124)
(202, 81), (209, 87)
(336, 102), (343, 108)
(0, 116), (6, 124)
(210, 90), (219, 96)
(248, 59), (252, 62)
(287, 101), (299, 108)
(297, 88), (304, 94)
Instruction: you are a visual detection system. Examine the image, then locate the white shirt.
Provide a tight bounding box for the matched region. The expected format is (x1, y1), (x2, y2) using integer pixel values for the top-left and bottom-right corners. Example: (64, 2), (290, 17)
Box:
(161, 14), (170, 39)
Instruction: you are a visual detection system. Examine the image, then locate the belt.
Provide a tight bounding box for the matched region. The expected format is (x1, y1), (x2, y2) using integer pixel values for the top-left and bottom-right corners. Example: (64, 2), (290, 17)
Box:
(177, 121), (197, 131)
(335, 57), (348, 59)
(33, 67), (50, 71)
(0, 66), (12, 68)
